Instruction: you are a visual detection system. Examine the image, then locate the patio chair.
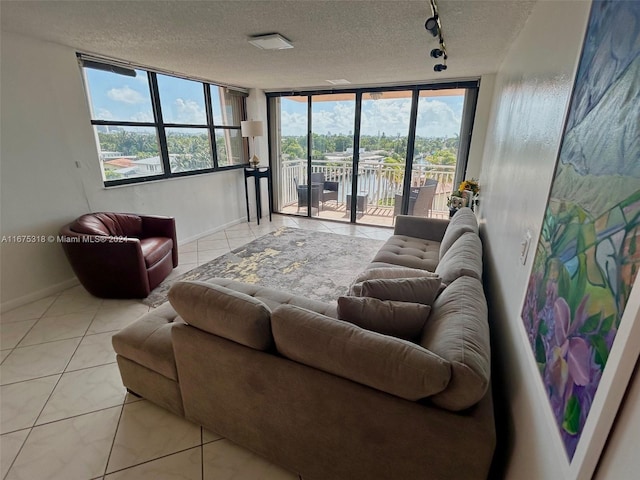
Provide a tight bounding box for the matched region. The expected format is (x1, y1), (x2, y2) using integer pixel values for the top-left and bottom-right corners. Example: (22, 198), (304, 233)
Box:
(294, 177), (321, 214)
(311, 172), (339, 209)
(394, 179), (438, 218)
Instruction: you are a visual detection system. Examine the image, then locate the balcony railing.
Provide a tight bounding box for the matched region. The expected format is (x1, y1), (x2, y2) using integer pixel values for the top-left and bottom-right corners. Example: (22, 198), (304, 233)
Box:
(278, 158), (456, 215)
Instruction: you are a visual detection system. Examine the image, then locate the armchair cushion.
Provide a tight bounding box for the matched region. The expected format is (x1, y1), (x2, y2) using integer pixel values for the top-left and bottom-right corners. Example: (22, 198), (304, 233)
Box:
(141, 238), (173, 268)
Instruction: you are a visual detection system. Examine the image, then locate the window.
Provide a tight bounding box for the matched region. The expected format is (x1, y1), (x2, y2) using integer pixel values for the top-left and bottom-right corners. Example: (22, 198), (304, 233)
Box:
(80, 57), (247, 186)
(268, 82), (478, 226)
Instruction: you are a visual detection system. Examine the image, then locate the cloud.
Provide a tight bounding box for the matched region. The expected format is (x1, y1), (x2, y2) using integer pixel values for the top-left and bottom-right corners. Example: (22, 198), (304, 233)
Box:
(279, 97), (463, 138)
(312, 102), (356, 135)
(107, 86), (146, 104)
(281, 110), (308, 136)
(173, 98), (206, 124)
(130, 111), (154, 123)
(415, 99), (462, 137)
(95, 108), (114, 120)
(360, 99), (412, 137)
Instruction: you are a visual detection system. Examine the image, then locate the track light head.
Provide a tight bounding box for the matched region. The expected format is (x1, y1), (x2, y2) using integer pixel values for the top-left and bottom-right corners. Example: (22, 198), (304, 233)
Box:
(424, 16), (439, 36)
(434, 64), (448, 72)
(430, 48), (444, 59)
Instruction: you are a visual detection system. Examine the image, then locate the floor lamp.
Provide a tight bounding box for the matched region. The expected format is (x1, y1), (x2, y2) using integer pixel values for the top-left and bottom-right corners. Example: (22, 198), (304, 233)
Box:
(241, 120), (264, 168)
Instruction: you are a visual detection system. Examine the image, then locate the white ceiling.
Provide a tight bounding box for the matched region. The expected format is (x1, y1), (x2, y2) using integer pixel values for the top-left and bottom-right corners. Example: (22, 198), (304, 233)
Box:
(0, 0), (537, 91)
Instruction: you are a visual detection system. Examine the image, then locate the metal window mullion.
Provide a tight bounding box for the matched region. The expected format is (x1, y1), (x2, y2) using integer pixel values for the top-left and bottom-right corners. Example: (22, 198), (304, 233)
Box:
(204, 83), (219, 169)
(306, 96), (312, 218)
(148, 72), (171, 177)
(351, 92), (363, 224)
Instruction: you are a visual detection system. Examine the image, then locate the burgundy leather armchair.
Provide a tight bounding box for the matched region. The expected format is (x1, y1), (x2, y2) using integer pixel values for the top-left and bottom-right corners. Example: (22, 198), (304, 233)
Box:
(59, 212), (178, 298)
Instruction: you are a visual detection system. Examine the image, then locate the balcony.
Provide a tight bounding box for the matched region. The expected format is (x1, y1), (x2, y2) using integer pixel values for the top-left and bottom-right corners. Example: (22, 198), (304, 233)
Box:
(277, 158), (455, 225)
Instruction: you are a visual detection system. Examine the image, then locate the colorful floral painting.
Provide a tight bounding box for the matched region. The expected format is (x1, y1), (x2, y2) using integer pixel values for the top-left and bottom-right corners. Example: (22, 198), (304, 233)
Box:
(521, 0), (640, 460)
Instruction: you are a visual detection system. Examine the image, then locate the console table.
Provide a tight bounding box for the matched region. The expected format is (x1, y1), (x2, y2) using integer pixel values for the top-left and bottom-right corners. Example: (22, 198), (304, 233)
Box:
(244, 167), (272, 225)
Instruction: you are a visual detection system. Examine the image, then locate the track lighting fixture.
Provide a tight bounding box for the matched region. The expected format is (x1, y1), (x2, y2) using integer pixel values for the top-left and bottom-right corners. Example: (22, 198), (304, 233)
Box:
(425, 0), (448, 73)
(424, 16), (439, 37)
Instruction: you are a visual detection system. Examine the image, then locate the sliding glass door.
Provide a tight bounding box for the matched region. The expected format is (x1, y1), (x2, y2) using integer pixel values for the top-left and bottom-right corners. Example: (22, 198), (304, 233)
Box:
(276, 96), (308, 217)
(358, 91), (412, 226)
(269, 82), (477, 225)
(312, 94), (355, 222)
(406, 89), (467, 218)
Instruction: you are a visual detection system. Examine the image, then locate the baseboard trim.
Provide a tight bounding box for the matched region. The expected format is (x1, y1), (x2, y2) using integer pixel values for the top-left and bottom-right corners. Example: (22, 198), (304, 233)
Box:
(1, 218), (247, 313)
(1, 277), (80, 313)
(178, 218), (245, 246)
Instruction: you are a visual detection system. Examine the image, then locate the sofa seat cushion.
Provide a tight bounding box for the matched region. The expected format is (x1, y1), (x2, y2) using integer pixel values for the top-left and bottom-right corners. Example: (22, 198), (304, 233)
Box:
(168, 281), (273, 351)
(272, 305), (451, 401)
(372, 235), (440, 271)
(419, 276), (490, 411)
(205, 278), (338, 318)
(140, 237), (173, 268)
(337, 296), (431, 340)
(435, 232), (483, 285)
(112, 302), (183, 381)
(438, 208), (478, 259)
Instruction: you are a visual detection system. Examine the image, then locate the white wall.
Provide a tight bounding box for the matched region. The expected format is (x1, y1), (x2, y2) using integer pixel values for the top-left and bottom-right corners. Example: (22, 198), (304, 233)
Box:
(0, 31), (248, 309)
(479, 0), (640, 478)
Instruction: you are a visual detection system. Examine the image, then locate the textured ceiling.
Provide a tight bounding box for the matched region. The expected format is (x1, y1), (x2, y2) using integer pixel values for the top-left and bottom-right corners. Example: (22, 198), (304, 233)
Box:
(0, 0), (537, 91)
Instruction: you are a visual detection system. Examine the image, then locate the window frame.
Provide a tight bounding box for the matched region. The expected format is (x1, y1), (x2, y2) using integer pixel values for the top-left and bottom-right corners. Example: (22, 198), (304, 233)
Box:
(266, 81), (479, 220)
(79, 56), (249, 187)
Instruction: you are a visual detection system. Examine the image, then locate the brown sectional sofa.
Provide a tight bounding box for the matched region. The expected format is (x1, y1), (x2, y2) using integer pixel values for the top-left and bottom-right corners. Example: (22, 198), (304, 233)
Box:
(112, 207), (495, 479)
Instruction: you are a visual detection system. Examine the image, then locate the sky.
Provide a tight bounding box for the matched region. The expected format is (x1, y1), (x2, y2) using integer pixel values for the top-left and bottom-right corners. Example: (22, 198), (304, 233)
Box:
(281, 94), (464, 138)
(84, 68), (464, 138)
(85, 68), (228, 126)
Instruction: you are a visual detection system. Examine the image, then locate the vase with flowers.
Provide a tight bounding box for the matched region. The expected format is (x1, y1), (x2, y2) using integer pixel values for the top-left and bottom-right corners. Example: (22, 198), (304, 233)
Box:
(448, 178), (480, 216)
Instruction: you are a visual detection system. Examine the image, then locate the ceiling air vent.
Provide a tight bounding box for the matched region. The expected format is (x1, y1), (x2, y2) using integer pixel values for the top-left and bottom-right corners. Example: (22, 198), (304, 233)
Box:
(248, 33), (294, 50)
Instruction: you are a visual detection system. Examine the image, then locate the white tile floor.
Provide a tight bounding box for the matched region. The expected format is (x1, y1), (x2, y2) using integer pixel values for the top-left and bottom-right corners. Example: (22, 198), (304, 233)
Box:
(0, 215), (393, 480)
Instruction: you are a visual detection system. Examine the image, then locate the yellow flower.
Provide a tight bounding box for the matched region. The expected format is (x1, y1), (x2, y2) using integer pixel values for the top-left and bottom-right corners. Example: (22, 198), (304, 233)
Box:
(458, 179), (479, 194)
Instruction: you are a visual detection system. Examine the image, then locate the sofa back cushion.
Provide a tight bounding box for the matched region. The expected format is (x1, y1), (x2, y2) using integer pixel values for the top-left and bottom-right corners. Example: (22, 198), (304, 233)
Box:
(358, 276), (442, 306)
(168, 280), (273, 351)
(71, 212), (143, 237)
(337, 296), (431, 340)
(435, 232), (483, 285)
(418, 276), (490, 411)
(349, 267), (438, 296)
(438, 207), (478, 259)
(272, 305), (451, 401)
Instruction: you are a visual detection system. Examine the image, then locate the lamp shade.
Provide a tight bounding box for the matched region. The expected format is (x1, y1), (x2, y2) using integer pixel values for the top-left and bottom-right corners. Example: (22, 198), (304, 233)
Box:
(241, 120), (263, 137)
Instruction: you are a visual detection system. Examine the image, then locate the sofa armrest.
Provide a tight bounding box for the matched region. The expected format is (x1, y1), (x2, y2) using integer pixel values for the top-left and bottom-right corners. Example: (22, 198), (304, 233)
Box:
(394, 215), (449, 242)
(141, 215), (178, 266)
